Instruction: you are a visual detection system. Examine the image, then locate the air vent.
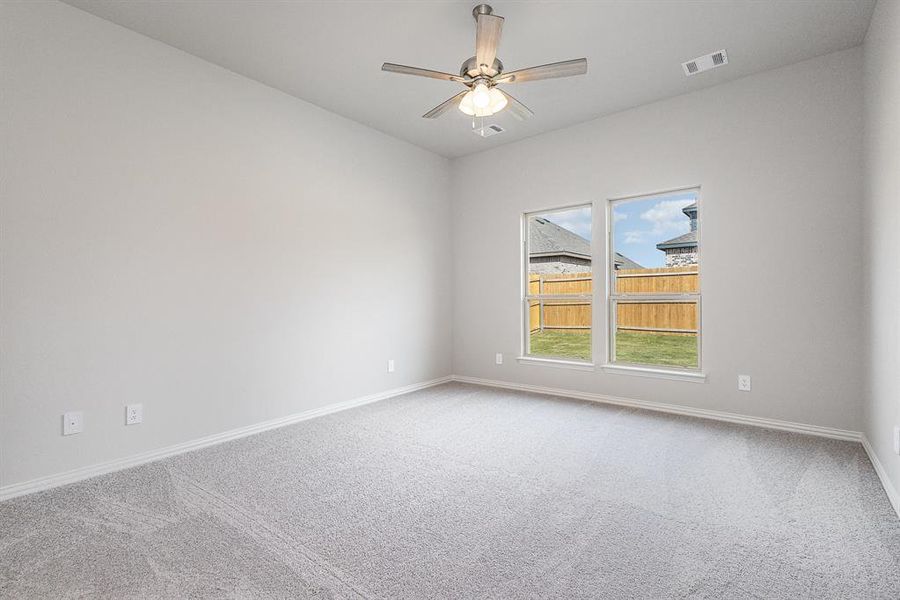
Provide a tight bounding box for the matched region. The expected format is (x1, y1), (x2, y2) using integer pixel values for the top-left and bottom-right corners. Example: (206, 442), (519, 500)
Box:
(473, 124), (504, 138)
(682, 49), (728, 76)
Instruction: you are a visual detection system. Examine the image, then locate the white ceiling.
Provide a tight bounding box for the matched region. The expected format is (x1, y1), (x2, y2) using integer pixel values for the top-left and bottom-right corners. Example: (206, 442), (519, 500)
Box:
(64, 0), (875, 158)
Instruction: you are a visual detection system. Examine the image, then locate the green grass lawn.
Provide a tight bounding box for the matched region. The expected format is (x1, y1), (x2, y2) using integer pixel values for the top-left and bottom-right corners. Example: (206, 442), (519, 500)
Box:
(529, 330), (593, 361)
(529, 330), (698, 368)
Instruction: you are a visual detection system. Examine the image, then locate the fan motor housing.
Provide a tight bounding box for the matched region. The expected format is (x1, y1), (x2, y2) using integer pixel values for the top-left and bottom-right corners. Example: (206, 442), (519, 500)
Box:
(460, 56), (503, 78)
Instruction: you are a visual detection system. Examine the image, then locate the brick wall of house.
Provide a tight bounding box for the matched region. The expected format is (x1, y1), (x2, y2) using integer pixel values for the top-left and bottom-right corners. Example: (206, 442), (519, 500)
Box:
(664, 248), (698, 267)
(529, 256), (592, 274)
(530, 261), (593, 274)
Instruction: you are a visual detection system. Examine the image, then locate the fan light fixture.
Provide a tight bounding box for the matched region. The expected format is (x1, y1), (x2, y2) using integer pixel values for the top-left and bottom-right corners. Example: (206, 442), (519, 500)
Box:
(458, 83), (507, 117)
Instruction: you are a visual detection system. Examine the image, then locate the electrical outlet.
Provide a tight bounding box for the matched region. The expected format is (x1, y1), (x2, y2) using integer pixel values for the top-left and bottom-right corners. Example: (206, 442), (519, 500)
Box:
(62, 411), (83, 436)
(737, 375), (752, 392)
(387, 359), (395, 373)
(893, 426), (900, 455)
(495, 353), (503, 365)
(126, 403), (143, 426)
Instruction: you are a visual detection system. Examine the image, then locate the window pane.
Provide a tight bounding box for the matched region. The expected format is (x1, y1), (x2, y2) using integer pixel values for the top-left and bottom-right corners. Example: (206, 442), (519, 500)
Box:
(528, 207), (592, 288)
(528, 299), (592, 362)
(611, 191), (699, 294)
(614, 301), (698, 368)
(525, 205), (592, 362)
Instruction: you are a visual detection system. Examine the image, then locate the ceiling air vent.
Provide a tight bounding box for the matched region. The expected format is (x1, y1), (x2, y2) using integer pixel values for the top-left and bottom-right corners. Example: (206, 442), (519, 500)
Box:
(473, 124), (504, 138)
(682, 49), (728, 76)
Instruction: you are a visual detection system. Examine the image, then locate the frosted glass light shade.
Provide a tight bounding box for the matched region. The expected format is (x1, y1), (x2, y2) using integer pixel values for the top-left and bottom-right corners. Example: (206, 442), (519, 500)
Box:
(459, 87), (508, 117)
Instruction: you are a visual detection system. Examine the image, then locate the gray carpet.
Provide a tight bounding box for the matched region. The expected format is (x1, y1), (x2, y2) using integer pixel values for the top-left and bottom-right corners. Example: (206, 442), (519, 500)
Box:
(1, 382), (899, 599)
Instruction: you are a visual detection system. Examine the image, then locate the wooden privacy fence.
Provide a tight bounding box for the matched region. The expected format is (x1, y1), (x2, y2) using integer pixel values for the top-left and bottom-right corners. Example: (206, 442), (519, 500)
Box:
(529, 266), (698, 335)
(614, 266), (698, 295)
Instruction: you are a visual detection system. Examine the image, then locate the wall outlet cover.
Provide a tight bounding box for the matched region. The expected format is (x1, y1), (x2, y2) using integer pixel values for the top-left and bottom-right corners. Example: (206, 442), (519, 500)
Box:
(737, 375), (752, 392)
(63, 411), (83, 436)
(126, 403), (143, 425)
(495, 353), (503, 365)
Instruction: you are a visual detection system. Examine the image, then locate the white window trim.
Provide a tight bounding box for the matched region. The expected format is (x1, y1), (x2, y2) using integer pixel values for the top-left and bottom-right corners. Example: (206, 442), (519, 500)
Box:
(521, 204), (594, 364)
(600, 363), (706, 382)
(605, 188), (705, 379)
(517, 356), (595, 371)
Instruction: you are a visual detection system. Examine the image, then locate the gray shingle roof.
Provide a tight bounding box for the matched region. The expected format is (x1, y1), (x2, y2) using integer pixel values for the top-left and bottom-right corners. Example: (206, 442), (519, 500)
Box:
(656, 230), (697, 249)
(530, 217), (643, 268)
(529, 217), (590, 258)
(614, 253), (643, 270)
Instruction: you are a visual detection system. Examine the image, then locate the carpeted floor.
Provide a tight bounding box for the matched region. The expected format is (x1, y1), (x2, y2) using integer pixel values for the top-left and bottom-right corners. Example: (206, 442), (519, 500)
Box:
(1, 382), (899, 599)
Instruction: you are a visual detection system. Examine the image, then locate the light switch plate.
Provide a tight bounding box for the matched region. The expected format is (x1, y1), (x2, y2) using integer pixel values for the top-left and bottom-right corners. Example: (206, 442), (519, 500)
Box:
(63, 411), (83, 436)
(495, 353), (503, 365)
(387, 359), (395, 373)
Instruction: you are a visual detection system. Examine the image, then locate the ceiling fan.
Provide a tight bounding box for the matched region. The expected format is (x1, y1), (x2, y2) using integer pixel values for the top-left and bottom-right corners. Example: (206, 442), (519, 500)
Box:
(381, 4), (587, 121)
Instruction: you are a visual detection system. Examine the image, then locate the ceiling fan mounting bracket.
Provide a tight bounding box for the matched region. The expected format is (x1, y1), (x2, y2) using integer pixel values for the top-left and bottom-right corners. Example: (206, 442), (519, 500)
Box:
(472, 4), (494, 19)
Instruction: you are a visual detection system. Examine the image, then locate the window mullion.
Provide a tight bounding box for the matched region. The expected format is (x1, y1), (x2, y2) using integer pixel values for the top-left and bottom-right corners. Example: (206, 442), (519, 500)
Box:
(526, 294), (593, 301)
(607, 189), (701, 372)
(610, 294), (699, 302)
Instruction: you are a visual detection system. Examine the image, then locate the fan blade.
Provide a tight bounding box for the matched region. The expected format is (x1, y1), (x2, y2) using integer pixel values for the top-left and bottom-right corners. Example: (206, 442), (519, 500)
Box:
(499, 90), (533, 121)
(423, 91), (468, 119)
(382, 63), (466, 82)
(475, 14), (504, 75)
(494, 58), (587, 84)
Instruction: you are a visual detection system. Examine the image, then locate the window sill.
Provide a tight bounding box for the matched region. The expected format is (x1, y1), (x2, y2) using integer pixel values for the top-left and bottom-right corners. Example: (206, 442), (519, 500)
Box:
(601, 364), (707, 383)
(517, 356), (595, 371)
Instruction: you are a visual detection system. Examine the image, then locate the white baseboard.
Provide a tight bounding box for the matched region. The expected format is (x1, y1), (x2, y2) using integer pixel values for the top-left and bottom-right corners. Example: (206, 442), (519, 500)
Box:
(0, 376), (452, 502)
(8, 374), (896, 521)
(861, 435), (900, 519)
(451, 375), (862, 442)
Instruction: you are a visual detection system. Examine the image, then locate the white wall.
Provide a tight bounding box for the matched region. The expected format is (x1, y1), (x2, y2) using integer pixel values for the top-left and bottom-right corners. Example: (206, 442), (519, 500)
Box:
(0, 1), (451, 487)
(863, 0), (900, 506)
(452, 48), (865, 431)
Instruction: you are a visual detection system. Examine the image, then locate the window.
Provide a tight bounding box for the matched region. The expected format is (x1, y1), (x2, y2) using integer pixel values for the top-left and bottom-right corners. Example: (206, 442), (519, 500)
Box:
(523, 205), (593, 363)
(608, 189), (701, 371)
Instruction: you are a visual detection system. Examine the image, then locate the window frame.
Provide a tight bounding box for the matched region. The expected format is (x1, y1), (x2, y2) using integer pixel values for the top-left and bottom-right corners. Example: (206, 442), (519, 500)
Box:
(520, 203), (595, 367)
(606, 188), (703, 375)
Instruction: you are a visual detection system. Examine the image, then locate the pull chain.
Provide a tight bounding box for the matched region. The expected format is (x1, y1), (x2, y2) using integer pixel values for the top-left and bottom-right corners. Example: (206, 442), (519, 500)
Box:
(472, 115), (486, 136)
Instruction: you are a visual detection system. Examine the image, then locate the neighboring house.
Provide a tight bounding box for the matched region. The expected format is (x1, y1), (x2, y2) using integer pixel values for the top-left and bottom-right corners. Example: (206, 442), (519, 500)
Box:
(530, 217), (642, 273)
(656, 202), (698, 267)
(614, 252), (643, 270)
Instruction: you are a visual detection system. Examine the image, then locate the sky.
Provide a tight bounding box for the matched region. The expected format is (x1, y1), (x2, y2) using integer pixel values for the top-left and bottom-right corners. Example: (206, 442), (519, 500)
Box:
(539, 190), (697, 268)
(541, 205), (592, 241)
(612, 190), (697, 268)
